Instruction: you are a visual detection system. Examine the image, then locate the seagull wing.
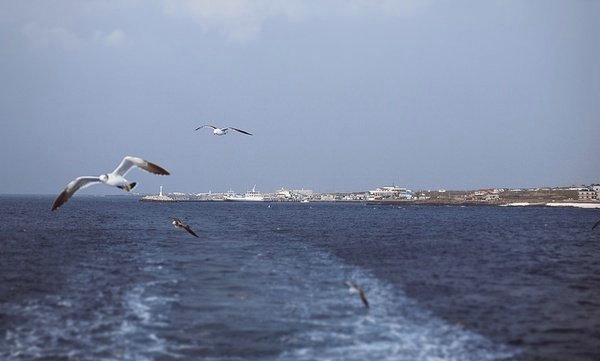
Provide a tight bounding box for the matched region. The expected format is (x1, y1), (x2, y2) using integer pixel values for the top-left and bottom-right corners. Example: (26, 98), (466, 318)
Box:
(112, 156), (170, 177)
(195, 124), (217, 131)
(184, 225), (199, 238)
(229, 127), (253, 136)
(358, 289), (369, 308)
(51, 176), (102, 211)
(593, 218), (600, 230)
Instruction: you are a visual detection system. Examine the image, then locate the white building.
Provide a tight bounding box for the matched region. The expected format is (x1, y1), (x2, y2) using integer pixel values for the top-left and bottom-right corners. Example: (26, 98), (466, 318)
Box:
(320, 194), (335, 201)
(275, 188), (314, 200)
(292, 189), (314, 197)
(369, 186), (413, 200)
(275, 188), (292, 199)
(470, 190), (499, 202)
(579, 189), (597, 200)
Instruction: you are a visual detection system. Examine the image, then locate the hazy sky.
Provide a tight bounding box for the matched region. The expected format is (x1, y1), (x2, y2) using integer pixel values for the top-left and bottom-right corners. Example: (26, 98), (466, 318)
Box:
(1, 1), (599, 195)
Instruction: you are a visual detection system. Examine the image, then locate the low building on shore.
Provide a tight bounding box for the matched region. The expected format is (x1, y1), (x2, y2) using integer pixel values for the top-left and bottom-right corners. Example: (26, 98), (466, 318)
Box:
(468, 189), (500, 202)
(368, 186), (413, 200)
(275, 188), (315, 201)
(140, 186), (174, 202)
(578, 189), (598, 200)
(320, 194), (335, 201)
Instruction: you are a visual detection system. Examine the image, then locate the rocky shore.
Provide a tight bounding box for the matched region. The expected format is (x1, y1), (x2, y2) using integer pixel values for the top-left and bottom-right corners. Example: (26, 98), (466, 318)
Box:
(365, 188), (600, 208)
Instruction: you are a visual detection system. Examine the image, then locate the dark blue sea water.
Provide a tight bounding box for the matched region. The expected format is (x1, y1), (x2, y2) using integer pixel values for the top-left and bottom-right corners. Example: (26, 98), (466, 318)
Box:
(1, 196), (599, 361)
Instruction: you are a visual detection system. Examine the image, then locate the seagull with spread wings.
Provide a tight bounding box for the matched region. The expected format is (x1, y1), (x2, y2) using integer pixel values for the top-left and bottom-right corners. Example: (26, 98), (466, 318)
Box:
(195, 124), (252, 136)
(51, 156), (170, 211)
(171, 217), (199, 238)
(345, 281), (369, 308)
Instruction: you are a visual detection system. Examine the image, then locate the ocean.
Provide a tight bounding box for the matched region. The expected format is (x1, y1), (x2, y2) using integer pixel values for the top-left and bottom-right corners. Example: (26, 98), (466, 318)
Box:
(0, 195), (598, 361)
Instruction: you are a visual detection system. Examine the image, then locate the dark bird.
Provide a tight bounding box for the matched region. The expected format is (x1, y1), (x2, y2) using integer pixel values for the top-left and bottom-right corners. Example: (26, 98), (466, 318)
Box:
(593, 218), (600, 230)
(171, 217), (199, 238)
(195, 124), (252, 136)
(52, 156), (170, 211)
(345, 281), (369, 308)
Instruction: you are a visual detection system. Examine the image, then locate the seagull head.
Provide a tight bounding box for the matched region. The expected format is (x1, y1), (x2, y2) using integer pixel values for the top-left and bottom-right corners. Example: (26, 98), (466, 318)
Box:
(345, 281), (358, 293)
(99, 174), (109, 183)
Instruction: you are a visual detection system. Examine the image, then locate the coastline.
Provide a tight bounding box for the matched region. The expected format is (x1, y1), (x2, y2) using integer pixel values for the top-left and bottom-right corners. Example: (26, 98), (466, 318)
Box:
(366, 200), (600, 208)
(138, 185), (600, 207)
(137, 196), (600, 209)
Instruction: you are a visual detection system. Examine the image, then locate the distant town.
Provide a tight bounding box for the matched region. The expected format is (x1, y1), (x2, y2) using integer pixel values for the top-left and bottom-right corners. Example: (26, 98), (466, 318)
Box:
(139, 184), (600, 207)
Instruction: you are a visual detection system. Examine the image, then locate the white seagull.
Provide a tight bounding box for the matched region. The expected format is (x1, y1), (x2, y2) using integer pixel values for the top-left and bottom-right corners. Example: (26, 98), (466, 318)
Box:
(195, 124), (253, 136)
(52, 156), (170, 211)
(345, 281), (369, 308)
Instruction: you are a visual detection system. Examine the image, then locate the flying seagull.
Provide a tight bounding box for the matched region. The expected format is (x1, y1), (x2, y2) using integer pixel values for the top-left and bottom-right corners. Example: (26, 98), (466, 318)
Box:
(593, 218), (600, 230)
(195, 124), (252, 136)
(171, 217), (199, 238)
(51, 156), (170, 211)
(345, 281), (369, 308)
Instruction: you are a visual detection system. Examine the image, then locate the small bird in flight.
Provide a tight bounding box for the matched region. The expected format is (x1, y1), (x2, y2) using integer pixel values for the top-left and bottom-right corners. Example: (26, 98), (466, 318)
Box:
(171, 217), (199, 237)
(345, 281), (369, 308)
(593, 218), (600, 230)
(51, 156), (170, 211)
(195, 124), (253, 136)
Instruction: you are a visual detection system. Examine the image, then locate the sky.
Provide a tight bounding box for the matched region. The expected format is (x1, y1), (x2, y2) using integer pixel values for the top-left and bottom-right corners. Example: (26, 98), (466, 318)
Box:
(1, 0), (599, 195)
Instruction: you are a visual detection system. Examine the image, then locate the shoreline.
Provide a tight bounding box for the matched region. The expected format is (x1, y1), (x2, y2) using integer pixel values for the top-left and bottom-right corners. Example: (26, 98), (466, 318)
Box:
(366, 200), (600, 208)
(138, 197), (600, 209)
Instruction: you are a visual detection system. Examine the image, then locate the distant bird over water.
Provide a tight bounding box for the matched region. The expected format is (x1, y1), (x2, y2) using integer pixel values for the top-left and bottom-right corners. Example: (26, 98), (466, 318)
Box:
(195, 124), (253, 136)
(345, 281), (369, 308)
(51, 156), (170, 211)
(171, 217), (199, 237)
(593, 219), (600, 230)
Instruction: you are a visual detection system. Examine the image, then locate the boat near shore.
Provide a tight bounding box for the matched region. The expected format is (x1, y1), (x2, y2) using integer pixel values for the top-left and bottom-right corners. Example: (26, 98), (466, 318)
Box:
(224, 185), (266, 202)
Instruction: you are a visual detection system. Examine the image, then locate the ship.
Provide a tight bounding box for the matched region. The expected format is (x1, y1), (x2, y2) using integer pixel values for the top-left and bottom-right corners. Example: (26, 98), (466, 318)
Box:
(224, 185), (265, 202)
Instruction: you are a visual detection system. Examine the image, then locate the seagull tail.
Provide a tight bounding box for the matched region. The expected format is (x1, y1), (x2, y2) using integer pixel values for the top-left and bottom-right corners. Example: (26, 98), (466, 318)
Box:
(117, 182), (137, 192)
